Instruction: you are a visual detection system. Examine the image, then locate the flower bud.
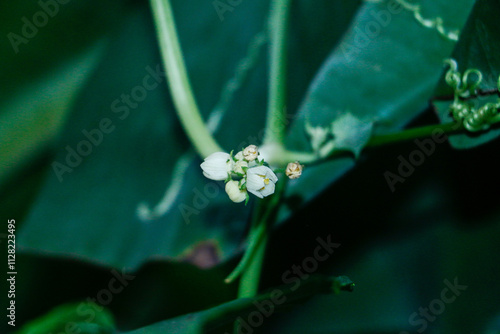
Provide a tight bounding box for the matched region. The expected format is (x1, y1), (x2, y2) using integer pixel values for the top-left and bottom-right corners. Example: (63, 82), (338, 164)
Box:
(286, 161), (303, 179)
(243, 145), (258, 161)
(225, 180), (247, 203)
(234, 151), (244, 161)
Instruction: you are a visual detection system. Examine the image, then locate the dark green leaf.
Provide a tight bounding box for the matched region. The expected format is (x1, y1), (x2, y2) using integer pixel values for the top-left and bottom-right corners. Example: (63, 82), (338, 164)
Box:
(283, 0), (474, 208)
(433, 0), (500, 148)
(17, 0), (359, 269)
(15, 302), (115, 334)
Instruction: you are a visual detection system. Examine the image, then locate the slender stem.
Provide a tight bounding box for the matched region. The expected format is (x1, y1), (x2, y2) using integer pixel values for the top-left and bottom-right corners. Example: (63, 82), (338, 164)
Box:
(366, 121), (464, 148)
(232, 179), (287, 334)
(225, 176), (286, 286)
(263, 0), (292, 146)
(267, 121), (466, 166)
(227, 0), (293, 305)
(432, 88), (500, 101)
(224, 215), (267, 284)
(237, 230), (268, 298)
(149, 0), (222, 158)
(267, 112), (500, 166)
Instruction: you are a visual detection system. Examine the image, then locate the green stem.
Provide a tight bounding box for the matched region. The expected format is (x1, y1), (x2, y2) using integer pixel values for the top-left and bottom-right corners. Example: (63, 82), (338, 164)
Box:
(366, 121), (464, 148)
(231, 179), (287, 334)
(237, 230), (268, 298)
(234, 181), (284, 296)
(264, 119), (469, 167)
(149, 0), (222, 158)
(266, 112), (500, 167)
(227, 0), (293, 306)
(225, 177), (286, 286)
(224, 215), (267, 285)
(263, 0), (292, 146)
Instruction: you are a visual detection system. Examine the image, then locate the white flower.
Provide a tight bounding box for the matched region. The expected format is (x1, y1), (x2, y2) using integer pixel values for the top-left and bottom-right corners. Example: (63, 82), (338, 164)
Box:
(200, 152), (233, 181)
(225, 180), (247, 203)
(286, 161), (303, 179)
(243, 145), (259, 161)
(246, 166), (278, 198)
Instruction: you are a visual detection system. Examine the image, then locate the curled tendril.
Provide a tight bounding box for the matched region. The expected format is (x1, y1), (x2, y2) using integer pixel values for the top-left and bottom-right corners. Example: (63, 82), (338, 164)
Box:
(444, 61), (483, 97)
(443, 59), (500, 132)
(450, 100), (472, 122)
(444, 59), (461, 90)
(444, 58), (458, 71)
(460, 69), (483, 97)
(463, 102), (500, 132)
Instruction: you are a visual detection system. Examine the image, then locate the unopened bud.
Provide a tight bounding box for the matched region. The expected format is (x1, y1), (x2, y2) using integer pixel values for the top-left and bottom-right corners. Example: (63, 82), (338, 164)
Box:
(286, 161), (303, 179)
(225, 180), (247, 203)
(243, 145), (258, 161)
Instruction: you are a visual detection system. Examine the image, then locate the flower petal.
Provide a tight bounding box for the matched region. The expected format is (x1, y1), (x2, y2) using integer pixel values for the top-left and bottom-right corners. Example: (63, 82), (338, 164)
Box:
(246, 175), (265, 193)
(225, 180), (247, 203)
(247, 166), (269, 176)
(204, 152), (230, 162)
(200, 152), (231, 180)
(260, 181), (275, 197)
(265, 169), (278, 183)
(247, 187), (264, 198)
(201, 170), (225, 181)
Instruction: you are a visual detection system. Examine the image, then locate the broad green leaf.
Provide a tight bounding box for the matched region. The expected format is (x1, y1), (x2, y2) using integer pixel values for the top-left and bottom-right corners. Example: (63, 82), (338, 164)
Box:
(17, 1), (360, 270)
(283, 0), (475, 212)
(18, 6), (254, 270)
(0, 0), (125, 101)
(0, 44), (105, 187)
(331, 112), (374, 158)
(433, 0), (500, 148)
(0, 0), (127, 188)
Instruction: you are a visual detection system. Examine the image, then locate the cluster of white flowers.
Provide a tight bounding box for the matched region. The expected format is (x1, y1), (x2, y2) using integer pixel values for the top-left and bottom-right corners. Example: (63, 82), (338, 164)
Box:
(201, 145), (302, 204)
